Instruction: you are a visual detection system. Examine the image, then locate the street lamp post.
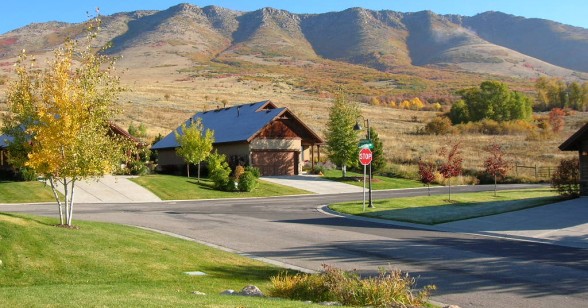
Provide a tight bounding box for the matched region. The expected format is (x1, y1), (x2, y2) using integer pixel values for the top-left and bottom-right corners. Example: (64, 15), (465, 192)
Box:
(354, 117), (373, 208)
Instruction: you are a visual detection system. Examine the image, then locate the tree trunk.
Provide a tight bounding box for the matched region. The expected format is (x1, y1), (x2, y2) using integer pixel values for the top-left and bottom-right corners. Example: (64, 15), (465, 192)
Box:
(186, 164), (190, 178)
(427, 184), (431, 196)
(448, 177), (452, 201)
(342, 165), (347, 178)
(494, 174), (497, 197)
(67, 180), (75, 226)
(197, 162), (201, 183)
(49, 177), (65, 225)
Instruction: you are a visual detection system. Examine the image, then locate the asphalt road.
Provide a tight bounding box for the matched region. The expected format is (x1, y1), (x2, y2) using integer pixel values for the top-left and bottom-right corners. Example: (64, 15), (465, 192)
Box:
(3, 184), (588, 307)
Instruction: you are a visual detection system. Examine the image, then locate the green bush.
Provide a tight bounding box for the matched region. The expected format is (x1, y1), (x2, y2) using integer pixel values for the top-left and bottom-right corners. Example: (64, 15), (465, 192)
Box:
(245, 166), (261, 178)
(238, 171), (258, 192)
(207, 151), (232, 191)
(18, 167), (38, 182)
(269, 265), (435, 307)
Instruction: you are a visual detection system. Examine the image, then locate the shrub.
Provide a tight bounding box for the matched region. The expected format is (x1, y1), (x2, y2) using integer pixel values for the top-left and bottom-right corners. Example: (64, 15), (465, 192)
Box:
(207, 151), (232, 191)
(238, 171), (258, 192)
(424, 116), (452, 135)
(245, 166), (261, 178)
(269, 265), (435, 308)
(233, 165), (245, 181)
(551, 157), (580, 198)
(17, 167), (38, 182)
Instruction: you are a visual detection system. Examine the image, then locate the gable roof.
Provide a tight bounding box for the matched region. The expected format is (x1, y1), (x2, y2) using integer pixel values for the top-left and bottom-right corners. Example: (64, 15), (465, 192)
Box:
(151, 100), (323, 150)
(559, 122), (588, 151)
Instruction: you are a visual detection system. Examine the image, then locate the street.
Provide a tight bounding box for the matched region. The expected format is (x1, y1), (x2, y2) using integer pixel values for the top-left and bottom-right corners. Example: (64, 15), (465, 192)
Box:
(2, 184), (587, 307)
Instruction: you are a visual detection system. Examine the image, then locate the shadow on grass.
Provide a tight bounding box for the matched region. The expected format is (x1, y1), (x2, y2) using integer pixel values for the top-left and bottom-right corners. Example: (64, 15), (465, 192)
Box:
(0, 212), (57, 227)
(186, 179), (218, 191)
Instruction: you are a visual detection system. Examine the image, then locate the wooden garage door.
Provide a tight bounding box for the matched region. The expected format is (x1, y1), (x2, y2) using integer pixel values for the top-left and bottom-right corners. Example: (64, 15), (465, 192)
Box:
(251, 151), (296, 176)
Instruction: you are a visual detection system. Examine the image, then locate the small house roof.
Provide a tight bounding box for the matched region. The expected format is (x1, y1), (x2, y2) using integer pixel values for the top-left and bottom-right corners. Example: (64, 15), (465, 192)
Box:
(0, 134), (13, 149)
(559, 122), (588, 151)
(152, 100), (323, 150)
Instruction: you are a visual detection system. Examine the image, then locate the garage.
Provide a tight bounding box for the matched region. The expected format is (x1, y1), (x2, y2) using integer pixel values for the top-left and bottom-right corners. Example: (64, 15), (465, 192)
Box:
(251, 150), (298, 176)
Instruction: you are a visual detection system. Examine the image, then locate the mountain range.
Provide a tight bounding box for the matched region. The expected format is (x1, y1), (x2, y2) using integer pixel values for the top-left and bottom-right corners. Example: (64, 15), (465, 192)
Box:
(1, 3), (588, 98)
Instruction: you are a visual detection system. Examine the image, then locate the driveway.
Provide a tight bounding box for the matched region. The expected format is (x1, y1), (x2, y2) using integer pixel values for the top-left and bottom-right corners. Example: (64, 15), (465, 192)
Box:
(51, 175), (161, 203)
(261, 174), (364, 194)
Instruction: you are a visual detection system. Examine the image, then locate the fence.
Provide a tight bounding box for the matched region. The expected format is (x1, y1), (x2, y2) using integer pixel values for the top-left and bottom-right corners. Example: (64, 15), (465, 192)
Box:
(515, 165), (555, 179)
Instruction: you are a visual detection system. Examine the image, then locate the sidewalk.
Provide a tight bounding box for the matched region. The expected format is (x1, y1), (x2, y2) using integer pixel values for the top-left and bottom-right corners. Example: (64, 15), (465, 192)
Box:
(51, 175), (162, 203)
(261, 174), (364, 194)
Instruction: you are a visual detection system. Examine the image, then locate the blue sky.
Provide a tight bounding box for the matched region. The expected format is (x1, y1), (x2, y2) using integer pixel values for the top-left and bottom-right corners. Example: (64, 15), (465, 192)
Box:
(2, 1), (587, 34)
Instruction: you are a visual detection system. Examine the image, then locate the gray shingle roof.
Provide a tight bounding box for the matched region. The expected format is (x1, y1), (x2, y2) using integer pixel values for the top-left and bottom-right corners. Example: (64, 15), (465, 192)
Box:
(151, 101), (285, 150)
(0, 134), (13, 149)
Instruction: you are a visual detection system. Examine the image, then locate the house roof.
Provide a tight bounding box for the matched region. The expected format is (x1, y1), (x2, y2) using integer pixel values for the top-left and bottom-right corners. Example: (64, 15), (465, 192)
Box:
(151, 100), (323, 150)
(559, 122), (588, 151)
(0, 123), (138, 149)
(0, 134), (13, 149)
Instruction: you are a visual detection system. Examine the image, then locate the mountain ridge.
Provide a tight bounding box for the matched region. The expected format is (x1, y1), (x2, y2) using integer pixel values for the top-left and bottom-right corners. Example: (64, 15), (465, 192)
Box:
(1, 3), (587, 89)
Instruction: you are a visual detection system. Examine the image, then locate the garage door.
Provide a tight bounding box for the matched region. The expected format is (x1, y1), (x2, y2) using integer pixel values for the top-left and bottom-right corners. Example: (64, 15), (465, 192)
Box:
(251, 151), (296, 176)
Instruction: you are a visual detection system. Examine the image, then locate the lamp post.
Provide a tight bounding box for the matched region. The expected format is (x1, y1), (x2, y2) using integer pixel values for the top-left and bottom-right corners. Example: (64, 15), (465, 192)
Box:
(354, 117), (373, 208)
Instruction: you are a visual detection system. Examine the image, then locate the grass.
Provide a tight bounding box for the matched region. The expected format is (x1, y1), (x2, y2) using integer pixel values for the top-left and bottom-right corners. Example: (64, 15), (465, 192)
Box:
(0, 213), (324, 307)
(322, 169), (422, 190)
(0, 181), (57, 203)
(329, 188), (562, 225)
(131, 174), (311, 200)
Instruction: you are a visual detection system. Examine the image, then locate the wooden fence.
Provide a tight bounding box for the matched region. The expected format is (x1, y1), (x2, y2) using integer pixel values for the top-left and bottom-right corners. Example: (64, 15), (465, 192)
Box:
(515, 165), (555, 179)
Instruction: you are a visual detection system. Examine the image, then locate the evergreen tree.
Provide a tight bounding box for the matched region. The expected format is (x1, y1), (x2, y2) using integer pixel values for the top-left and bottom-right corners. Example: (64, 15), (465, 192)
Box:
(368, 126), (386, 173)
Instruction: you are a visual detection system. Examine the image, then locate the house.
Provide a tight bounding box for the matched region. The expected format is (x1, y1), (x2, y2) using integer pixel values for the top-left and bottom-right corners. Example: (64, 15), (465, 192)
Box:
(559, 122), (588, 196)
(0, 122), (142, 173)
(151, 100), (324, 176)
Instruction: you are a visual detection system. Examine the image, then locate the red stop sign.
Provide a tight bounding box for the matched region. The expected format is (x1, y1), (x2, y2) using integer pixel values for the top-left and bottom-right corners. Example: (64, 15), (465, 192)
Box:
(359, 148), (373, 166)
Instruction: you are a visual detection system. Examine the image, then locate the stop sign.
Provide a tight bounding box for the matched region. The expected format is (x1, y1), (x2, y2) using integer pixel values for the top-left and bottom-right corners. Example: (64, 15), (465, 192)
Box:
(359, 148), (373, 166)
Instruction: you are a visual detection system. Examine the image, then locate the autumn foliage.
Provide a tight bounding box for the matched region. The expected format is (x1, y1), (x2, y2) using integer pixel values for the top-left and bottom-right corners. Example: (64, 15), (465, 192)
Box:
(437, 142), (463, 201)
(483, 143), (511, 196)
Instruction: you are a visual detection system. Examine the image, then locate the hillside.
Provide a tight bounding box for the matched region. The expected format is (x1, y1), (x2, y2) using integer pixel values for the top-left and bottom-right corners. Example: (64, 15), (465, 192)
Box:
(0, 4), (585, 175)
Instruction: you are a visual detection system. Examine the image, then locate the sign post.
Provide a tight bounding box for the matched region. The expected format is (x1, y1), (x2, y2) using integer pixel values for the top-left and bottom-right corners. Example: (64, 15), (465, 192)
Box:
(359, 147), (373, 212)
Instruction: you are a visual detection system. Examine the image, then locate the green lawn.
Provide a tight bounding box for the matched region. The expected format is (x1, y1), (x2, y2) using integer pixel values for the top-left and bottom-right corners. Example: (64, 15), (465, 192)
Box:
(329, 188), (562, 225)
(131, 174), (311, 200)
(0, 213), (324, 307)
(322, 169), (422, 190)
(0, 181), (57, 203)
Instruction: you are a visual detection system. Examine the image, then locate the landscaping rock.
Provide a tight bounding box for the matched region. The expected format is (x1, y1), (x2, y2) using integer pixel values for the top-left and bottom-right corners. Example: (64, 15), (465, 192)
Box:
(444, 305), (461, 308)
(318, 302), (342, 306)
(192, 291), (206, 296)
(240, 285), (264, 297)
(220, 289), (235, 295)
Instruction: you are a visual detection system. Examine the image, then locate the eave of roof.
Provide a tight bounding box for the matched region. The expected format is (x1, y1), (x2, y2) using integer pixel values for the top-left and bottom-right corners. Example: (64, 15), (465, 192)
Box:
(559, 122), (588, 151)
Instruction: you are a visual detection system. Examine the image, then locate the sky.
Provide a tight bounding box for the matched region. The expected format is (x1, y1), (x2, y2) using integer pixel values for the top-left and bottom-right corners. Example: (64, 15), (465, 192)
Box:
(2, 0), (587, 34)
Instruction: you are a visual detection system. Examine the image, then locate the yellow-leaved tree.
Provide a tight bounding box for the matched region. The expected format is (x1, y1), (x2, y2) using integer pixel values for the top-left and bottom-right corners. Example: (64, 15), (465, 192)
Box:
(175, 118), (215, 182)
(1, 18), (124, 226)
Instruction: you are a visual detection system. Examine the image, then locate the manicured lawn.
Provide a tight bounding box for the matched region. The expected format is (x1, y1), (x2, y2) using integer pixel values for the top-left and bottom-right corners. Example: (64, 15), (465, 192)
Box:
(0, 181), (57, 203)
(329, 188), (562, 225)
(323, 169), (422, 190)
(131, 174), (311, 200)
(0, 213), (323, 307)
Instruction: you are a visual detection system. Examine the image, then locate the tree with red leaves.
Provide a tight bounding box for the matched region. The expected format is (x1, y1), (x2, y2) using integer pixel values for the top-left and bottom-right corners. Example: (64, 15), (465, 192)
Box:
(438, 142), (463, 201)
(548, 108), (566, 133)
(418, 160), (437, 196)
(483, 143), (511, 196)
